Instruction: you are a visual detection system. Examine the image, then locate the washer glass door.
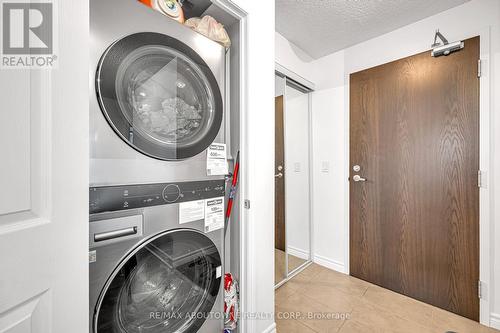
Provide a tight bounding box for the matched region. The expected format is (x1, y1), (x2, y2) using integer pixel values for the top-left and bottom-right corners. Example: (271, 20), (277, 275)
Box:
(96, 32), (223, 160)
(95, 229), (222, 333)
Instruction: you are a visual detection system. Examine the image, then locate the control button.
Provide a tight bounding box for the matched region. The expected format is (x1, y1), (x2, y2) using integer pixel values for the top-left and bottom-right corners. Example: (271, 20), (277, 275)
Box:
(162, 184), (181, 203)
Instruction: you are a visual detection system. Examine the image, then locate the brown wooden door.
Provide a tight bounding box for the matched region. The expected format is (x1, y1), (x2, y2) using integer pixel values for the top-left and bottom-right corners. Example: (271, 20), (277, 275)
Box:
(275, 96), (286, 251)
(349, 37), (480, 321)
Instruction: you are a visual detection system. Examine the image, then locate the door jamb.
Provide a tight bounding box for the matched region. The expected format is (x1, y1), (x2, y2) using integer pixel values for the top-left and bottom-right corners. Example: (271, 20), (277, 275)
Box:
(344, 27), (492, 326)
(210, 1), (250, 331)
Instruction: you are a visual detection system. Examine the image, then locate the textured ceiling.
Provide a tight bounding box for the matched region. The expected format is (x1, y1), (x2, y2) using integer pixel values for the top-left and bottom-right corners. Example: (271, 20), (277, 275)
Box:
(276, 0), (471, 59)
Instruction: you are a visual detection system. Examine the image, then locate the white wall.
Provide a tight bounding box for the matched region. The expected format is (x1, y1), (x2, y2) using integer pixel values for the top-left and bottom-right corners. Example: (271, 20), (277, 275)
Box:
(308, 49), (347, 272)
(275, 32), (314, 82)
(310, 86), (347, 272)
(276, 32), (347, 272)
(277, 0), (500, 327)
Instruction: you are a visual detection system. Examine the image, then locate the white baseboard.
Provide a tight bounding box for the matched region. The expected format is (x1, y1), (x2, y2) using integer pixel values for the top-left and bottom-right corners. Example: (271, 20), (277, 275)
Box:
(490, 313), (500, 329)
(287, 246), (309, 260)
(313, 254), (346, 273)
(261, 322), (276, 333)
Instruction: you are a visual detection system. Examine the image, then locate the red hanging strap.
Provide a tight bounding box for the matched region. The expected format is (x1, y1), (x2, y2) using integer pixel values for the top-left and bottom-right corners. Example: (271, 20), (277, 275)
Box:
(224, 151), (240, 234)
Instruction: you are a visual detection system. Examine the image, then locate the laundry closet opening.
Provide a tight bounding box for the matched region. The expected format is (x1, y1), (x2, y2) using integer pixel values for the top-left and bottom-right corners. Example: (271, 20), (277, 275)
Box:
(89, 1), (247, 332)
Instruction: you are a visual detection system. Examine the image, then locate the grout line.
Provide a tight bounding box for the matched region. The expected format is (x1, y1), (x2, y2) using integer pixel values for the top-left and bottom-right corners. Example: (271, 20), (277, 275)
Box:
(299, 320), (321, 333)
(292, 318), (320, 333)
(275, 270), (352, 332)
(291, 270), (366, 312)
(336, 319), (348, 332)
(278, 269), (497, 333)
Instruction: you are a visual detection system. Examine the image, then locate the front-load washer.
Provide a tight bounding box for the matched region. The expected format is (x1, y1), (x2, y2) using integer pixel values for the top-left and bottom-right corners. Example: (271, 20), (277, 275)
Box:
(89, 179), (225, 333)
(90, 0), (227, 186)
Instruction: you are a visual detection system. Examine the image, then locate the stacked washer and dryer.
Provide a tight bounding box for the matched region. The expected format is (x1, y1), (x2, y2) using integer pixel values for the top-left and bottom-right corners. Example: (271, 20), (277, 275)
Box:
(89, 0), (228, 332)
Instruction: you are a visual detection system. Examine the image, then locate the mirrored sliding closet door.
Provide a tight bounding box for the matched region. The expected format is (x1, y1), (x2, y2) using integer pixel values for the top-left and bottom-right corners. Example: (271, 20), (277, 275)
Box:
(274, 68), (313, 288)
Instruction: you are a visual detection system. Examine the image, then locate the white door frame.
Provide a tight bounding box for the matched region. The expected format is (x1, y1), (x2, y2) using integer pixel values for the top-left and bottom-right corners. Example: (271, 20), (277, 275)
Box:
(211, 1), (252, 332)
(344, 27), (492, 326)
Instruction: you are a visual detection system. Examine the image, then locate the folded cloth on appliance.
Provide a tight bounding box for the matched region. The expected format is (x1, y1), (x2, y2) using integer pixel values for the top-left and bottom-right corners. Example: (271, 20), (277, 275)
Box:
(185, 15), (231, 48)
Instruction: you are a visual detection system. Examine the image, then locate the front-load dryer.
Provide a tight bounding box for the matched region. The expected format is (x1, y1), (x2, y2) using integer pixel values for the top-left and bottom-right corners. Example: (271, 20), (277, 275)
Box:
(90, 0), (226, 186)
(89, 179), (225, 333)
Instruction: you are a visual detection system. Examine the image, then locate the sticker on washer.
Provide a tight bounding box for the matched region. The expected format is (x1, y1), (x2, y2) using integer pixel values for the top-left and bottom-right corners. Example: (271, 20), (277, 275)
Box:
(204, 197), (225, 232)
(207, 143), (228, 176)
(179, 199), (205, 224)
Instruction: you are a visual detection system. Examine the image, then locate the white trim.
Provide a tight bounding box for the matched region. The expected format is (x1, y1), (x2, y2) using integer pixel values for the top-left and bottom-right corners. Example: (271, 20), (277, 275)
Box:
(261, 322), (277, 333)
(343, 60), (351, 276)
(477, 27), (492, 326)
(345, 29), (493, 326)
(224, 48), (232, 160)
(490, 313), (500, 330)
(283, 76), (289, 277)
(239, 12), (251, 333)
(287, 246), (309, 260)
(314, 254), (346, 274)
(211, 1), (250, 332)
(307, 85), (315, 283)
(276, 62), (315, 90)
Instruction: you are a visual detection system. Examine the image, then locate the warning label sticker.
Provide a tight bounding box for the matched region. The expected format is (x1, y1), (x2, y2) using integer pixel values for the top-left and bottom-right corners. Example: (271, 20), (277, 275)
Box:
(204, 197), (224, 232)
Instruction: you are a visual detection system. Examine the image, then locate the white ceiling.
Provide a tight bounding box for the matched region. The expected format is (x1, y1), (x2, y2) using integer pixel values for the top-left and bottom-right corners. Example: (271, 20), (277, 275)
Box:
(276, 0), (471, 59)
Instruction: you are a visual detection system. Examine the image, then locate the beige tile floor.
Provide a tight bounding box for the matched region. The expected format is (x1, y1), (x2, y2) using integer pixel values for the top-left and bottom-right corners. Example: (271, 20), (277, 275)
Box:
(275, 249), (307, 285)
(275, 263), (499, 333)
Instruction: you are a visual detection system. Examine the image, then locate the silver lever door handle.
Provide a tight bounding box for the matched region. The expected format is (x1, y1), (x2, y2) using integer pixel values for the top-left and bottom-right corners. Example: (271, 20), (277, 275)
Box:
(353, 175), (366, 182)
(275, 172), (283, 178)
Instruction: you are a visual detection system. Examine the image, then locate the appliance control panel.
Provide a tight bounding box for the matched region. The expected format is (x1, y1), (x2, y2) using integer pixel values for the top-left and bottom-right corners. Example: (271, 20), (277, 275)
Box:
(89, 180), (225, 214)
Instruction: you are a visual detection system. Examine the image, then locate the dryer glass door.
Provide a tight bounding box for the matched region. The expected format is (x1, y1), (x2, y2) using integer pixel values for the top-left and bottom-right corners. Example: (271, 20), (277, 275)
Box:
(96, 32), (223, 160)
(94, 229), (222, 333)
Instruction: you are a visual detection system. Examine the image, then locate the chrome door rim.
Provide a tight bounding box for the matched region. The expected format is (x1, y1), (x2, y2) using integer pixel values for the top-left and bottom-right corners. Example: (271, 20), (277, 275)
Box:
(92, 228), (221, 333)
(95, 32), (223, 161)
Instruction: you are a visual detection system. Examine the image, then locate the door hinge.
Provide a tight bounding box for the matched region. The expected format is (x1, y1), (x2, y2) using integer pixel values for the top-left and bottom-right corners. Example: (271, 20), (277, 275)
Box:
(478, 59), (482, 78)
(478, 280), (484, 299)
(244, 199), (251, 209)
(478, 170), (487, 188)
